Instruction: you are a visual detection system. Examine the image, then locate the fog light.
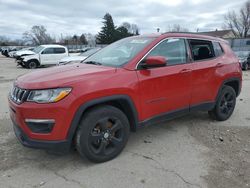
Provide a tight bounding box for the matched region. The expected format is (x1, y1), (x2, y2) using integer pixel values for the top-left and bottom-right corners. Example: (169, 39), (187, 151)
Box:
(25, 119), (55, 133)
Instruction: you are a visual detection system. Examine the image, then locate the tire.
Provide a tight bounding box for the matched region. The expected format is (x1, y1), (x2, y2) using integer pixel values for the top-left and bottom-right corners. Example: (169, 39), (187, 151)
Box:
(243, 63), (248, 71)
(208, 86), (236, 121)
(76, 105), (130, 163)
(26, 61), (38, 69)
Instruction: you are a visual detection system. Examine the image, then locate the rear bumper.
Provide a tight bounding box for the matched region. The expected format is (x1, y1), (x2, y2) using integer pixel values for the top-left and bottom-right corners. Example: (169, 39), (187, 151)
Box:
(12, 120), (71, 152)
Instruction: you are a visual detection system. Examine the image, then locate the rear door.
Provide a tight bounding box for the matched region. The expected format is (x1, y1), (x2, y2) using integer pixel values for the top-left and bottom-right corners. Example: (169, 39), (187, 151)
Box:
(136, 38), (192, 120)
(53, 48), (67, 63)
(188, 39), (222, 106)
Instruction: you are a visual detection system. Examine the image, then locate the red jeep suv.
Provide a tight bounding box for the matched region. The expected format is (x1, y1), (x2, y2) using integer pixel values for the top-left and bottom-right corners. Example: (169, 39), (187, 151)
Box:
(9, 33), (242, 162)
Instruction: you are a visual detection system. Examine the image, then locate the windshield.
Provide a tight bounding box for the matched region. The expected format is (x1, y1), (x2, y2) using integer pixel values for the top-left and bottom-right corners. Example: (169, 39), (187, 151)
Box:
(80, 48), (101, 56)
(33, 46), (45, 54)
(235, 51), (249, 58)
(82, 37), (155, 66)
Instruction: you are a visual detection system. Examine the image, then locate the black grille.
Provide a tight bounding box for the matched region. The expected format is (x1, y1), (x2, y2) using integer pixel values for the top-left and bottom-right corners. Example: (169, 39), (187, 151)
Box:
(10, 87), (29, 104)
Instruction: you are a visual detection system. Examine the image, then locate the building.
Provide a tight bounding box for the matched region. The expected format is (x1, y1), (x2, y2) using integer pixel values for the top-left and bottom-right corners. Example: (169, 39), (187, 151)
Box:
(198, 29), (235, 39)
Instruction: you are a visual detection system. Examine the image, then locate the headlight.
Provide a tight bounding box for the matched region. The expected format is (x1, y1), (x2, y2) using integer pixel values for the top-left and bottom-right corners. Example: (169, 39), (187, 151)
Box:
(27, 88), (72, 103)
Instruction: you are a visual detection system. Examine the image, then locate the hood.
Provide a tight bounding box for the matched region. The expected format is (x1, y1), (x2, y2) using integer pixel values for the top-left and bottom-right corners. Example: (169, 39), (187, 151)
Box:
(60, 56), (87, 63)
(23, 53), (39, 60)
(16, 50), (35, 56)
(16, 63), (117, 89)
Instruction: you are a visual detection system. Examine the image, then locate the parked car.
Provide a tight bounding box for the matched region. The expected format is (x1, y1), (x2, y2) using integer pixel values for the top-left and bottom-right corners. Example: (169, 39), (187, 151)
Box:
(235, 51), (250, 70)
(8, 47), (34, 58)
(1, 47), (10, 57)
(15, 48), (37, 66)
(58, 47), (101, 65)
(9, 33), (242, 162)
(68, 47), (91, 53)
(7, 47), (23, 57)
(18, 44), (68, 69)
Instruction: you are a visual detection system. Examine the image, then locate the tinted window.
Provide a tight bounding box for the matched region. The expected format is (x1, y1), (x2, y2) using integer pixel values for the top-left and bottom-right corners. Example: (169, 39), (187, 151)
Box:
(147, 38), (187, 66)
(54, 48), (66, 54)
(189, 39), (215, 61)
(42, 48), (54, 54)
(213, 42), (224, 57)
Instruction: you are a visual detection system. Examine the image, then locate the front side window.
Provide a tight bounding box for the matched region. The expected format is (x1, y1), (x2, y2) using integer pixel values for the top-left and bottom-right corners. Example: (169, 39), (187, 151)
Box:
(42, 48), (54, 54)
(189, 39), (215, 61)
(147, 38), (187, 66)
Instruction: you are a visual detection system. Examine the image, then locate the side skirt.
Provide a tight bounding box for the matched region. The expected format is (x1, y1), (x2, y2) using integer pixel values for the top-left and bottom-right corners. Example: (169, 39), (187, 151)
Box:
(138, 102), (215, 128)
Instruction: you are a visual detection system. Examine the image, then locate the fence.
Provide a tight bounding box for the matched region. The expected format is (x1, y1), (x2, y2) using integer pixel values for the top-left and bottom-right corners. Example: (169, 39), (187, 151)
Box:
(2, 39), (250, 53)
(227, 38), (250, 52)
(0, 44), (107, 51)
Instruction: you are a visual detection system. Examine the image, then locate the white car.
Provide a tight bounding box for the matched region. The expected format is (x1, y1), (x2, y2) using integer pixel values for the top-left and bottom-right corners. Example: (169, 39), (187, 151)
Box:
(20, 45), (69, 69)
(58, 47), (101, 65)
(8, 51), (17, 58)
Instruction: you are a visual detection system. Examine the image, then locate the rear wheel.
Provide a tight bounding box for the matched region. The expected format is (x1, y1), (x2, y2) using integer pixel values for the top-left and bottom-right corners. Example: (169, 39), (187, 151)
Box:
(76, 105), (130, 163)
(208, 86), (236, 121)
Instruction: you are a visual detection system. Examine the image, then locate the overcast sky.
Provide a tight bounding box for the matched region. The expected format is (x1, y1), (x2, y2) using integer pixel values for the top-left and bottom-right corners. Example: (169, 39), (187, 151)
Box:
(0, 0), (246, 39)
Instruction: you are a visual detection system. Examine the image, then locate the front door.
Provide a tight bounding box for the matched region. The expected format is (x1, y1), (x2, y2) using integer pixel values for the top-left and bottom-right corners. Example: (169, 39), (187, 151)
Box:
(136, 38), (192, 120)
(40, 48), (55, 64)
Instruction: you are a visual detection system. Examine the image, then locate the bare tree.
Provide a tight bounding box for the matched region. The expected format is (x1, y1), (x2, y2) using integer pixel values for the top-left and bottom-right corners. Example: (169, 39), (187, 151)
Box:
(224, 0), (250, 38)
(122, 22), (140, 35)
(122, 22), (132, 32)
(131, 24), (140, 35)
(23, 25), (55, 45)
(0, 35), (25, 46)
(167, 24), (189, 32)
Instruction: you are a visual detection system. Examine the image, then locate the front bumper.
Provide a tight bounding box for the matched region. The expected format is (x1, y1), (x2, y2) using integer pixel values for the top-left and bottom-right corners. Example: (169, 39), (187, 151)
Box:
(12, 120), (70, 152)
(8, 93), (76, 141)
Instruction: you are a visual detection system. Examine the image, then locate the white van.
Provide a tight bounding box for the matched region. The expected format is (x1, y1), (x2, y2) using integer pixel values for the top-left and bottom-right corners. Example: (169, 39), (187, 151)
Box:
(20, 45), (68, 69)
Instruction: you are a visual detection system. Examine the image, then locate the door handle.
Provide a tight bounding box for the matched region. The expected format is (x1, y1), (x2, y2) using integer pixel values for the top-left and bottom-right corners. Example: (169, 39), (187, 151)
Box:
(216, 63), (223, 67)
(179, 69), (191, 73)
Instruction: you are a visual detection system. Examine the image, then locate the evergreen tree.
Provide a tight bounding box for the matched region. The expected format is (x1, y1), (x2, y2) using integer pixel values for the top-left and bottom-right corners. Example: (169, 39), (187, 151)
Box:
(96, 13), (116, 44)
(115, 26), (133, 40)
(79, 34), (88, 45)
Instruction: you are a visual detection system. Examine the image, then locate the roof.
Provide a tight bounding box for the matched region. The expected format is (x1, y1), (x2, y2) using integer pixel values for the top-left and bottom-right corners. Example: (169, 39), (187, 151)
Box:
(197, 30), (234, 38)
(40, 44), (66, 48)
(136, 32), (227, 43)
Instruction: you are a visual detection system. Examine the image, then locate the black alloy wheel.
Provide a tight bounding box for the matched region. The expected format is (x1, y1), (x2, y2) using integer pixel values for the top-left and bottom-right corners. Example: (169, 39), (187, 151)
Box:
(76, 105), (129, 163)
(208, 86), (236, 121)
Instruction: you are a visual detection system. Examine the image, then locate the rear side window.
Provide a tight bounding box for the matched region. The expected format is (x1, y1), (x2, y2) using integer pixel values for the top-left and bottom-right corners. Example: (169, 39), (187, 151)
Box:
(188, 39), (215, 61)
(54, 48), (66, 54)
(147, 38), (187, 66)
(213, 42), (224, 57)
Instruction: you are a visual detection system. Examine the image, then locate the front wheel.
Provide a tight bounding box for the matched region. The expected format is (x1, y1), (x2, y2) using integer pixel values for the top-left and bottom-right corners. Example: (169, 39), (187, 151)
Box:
(76, 105), (130, 163)
(26, 61), (39, 69)
(208, 86), (236, 121)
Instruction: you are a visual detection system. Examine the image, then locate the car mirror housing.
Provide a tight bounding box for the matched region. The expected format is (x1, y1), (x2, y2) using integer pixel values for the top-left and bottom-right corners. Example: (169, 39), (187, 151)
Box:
(141, 56), (166, 69)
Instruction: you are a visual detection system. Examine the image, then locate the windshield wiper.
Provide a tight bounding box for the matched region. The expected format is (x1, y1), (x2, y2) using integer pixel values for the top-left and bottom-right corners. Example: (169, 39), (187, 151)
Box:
(84, 61), (102, 65)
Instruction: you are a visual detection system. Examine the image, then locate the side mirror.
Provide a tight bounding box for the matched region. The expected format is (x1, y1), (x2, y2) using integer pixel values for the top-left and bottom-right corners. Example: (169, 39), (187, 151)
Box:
(141, 56), (166, 69)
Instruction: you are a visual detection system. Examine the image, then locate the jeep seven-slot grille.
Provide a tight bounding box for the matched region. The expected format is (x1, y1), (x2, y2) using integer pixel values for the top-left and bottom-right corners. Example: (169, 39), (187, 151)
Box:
(10, 87), (29, 104)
